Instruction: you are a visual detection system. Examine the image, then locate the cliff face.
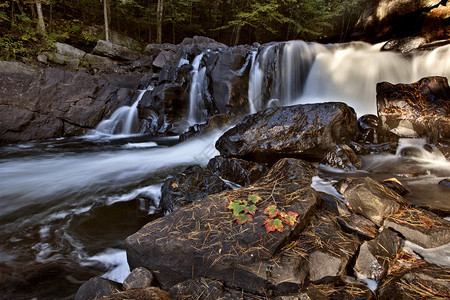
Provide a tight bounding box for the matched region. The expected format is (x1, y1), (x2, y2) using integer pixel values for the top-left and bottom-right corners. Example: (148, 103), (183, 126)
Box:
(353, 0), (449, 44)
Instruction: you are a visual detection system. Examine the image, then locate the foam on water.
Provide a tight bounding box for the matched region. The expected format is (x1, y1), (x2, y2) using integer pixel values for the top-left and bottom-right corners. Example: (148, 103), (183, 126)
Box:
(84, 249), (130, 283)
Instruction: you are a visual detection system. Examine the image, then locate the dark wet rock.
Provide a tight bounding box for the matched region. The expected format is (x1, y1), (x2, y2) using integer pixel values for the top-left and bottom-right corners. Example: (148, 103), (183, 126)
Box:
(377, 76), (450, 144)
(159, 165), (231, 213)
(336, 177), (407, 226)
(158, 63), (192, 84)
(295, 212), (361, 283)
(0, 68), (143, 144)
(348, 141), (371, 156)
(126, 168), (319, 295)
(354, 229), (402, 281)
(439, 178), (450, 188)
(179, 114), (235, 141)
(381, 178), (410, 195)
(216, 102), (357, 163)
(74, 277), (121, 300)
(379, 265), (450, 300)
(367, 142), (398, 154)
(382, 36), (429, 53)
(384, 207), (450, 248)
(153, 50), (177, 68)
(169, 278), (224, 300)
(94, 40), (143, 61)
(337, 214), (379, 240)
(320, 144), (361, 171)
(320, 192), (350, 216)
(123, 267), (155, 290)
(206, 157), (268, 187)
(357, 114), (379, 143)
(211, 47), (250, 115)
(100, 287), (172, 300)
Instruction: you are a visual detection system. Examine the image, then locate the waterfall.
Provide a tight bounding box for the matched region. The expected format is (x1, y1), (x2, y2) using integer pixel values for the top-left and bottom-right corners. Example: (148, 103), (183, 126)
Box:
(248, 41), (450, 116)
(188, 52), (207, 125)
(94, 85), (152, 136)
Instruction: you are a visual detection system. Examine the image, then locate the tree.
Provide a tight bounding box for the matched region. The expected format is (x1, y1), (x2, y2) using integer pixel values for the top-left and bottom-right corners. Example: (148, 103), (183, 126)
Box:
(102, 0), (109, 41)
(156, 0), (164, 44)
(36, 0), (46, 34)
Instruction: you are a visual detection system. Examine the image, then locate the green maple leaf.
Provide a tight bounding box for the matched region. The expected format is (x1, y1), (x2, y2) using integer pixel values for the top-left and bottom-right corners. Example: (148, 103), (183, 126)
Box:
(280, 211), (299, 227)
(227, 201), (244, 216)
(235, 213), (253, 225)
(263, 218), (284, 233)
(248, 194), (261, 204)
(244, 204), (258, 215)
(263, 204), (280, 218)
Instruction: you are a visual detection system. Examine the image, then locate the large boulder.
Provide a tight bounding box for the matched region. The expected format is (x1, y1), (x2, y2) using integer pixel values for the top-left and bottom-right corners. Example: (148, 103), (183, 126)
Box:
(126, 158), (319, 295)
(94, 40), (143, 61)
(0, 68), (143, 144)
(211, 46), (250, 114)
(377, 76), (450, 144)
(216, 102), (357, 163)
(384, 207), (450, 248)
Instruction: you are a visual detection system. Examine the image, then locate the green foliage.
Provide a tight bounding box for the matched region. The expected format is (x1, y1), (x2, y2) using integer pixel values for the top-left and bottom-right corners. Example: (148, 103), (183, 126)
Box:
(227, 194), (260, 226)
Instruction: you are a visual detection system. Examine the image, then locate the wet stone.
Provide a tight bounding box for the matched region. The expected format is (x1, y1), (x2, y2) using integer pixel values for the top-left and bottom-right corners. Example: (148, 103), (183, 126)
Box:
(169, 278), (224, 300)
(100, 286), (172, 300)
(320, 144), (361, 171)
(380, 178), (410, 196)
(354, 229), (402, 281)
(74, 277), (121, 300)
(384, 207), (450, 248)
(123, 267), (155, 290)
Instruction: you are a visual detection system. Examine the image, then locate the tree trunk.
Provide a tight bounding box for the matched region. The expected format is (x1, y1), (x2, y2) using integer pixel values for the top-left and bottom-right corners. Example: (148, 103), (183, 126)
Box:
(156, 0), (164, 44)
(36, 0), (46, 34)
(103, 0), (109, 42)
(233, 22), (241, 46)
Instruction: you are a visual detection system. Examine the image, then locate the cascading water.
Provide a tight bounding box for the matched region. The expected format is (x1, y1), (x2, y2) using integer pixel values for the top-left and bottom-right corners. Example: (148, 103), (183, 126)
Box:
(188, 52), (207, 125)
(248, 41), (450, 116)
(94, 91), (144, 136)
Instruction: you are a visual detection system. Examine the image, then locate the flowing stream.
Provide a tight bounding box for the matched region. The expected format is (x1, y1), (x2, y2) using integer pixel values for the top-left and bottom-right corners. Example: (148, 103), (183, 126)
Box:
(1, 40), (450, 299)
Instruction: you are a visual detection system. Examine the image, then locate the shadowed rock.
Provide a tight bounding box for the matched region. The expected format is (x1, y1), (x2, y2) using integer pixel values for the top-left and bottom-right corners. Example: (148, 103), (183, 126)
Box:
(74, 277), (121, 300)
(216, 102), (357, 163)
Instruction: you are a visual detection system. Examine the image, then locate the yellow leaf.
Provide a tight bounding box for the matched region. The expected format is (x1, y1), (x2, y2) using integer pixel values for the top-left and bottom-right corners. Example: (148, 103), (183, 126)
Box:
(171, 182), (178, 188)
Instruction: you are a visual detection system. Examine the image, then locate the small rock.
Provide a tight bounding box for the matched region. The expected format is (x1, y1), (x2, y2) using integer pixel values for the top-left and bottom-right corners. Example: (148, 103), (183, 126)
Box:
(381, 178), (410, 195)
(321, 144), (361, 171)
(354, 229), (402, 281)
(337, 214), (379, 240)
(123, 267), (155, 290)
(74, 277), (121, 300)
(357, 114), (379, 143)
(439, 178), (450, 188)
(348, 141), (371, 155)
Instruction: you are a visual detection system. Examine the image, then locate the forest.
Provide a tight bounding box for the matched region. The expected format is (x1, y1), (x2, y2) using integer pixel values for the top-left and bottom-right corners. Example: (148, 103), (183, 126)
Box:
(0, 0), (365, 61)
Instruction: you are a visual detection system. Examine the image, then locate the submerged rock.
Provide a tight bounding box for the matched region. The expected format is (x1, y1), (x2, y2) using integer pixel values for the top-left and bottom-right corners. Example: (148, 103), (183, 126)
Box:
(216, 102), (357, 162)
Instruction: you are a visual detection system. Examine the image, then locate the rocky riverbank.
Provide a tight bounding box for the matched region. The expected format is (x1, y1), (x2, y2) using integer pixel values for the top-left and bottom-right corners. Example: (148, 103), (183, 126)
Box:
(73, 77), (450, 299)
